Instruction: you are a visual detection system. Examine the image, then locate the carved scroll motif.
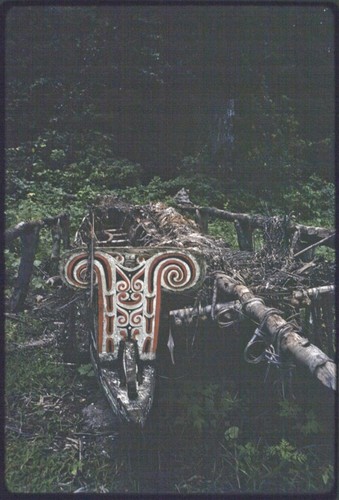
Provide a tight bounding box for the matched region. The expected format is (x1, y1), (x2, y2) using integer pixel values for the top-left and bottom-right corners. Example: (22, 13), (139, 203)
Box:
(63, 250), (201, 360)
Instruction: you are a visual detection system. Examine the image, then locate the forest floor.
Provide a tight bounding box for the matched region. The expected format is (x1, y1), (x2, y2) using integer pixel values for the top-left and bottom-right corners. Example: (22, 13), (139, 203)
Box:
(5, 291), (336, 494)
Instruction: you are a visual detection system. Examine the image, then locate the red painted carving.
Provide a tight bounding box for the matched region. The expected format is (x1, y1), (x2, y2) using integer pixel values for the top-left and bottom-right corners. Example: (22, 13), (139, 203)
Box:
(63, 249), (201, 361)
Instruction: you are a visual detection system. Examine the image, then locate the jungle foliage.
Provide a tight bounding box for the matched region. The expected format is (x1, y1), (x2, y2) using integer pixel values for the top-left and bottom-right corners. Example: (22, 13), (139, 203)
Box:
(4, 4), (336, 495)
(5, 313), (335, 494)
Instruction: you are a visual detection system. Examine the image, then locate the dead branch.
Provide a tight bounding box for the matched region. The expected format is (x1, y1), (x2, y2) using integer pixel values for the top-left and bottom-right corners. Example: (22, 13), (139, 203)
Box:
(170, 285), (334, 324)
(6, 333), (56, 353)
(5, 212), (69, 246)
(178, 203), (266, 228)
(5, 313), (29, 324)
(293, 233), (335, 258)
(290, 285), (334, 308)
(7, 213), (70, 312)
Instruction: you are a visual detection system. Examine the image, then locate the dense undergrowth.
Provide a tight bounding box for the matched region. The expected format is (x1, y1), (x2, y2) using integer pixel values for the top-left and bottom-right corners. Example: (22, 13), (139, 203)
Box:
(5, 5), (336, 492)
(5, 130), (335, 259)
(5, 311), (335, 493)
(5, 133), (336, 494)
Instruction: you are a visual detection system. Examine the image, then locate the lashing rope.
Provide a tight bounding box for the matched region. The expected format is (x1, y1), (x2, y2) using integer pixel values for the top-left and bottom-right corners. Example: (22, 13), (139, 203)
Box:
(263, 344), (296, 399)
(243, 307), (297, 399)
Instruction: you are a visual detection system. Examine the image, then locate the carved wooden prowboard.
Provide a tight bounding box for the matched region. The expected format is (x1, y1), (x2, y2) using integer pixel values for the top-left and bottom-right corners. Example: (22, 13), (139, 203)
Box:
(61, 247), (204, 361)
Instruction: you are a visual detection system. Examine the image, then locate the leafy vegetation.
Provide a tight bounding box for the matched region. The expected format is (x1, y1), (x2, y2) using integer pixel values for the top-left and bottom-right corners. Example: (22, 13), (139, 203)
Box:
(4, 88), (335, 498)
(5, 318), (335, 494)
(4, 4), (335, 495)
(4, 101), (335, 495)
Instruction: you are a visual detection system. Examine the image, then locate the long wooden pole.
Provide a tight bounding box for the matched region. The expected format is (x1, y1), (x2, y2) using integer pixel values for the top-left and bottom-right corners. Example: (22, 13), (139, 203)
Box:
(175, 199), (335, 249)
(213, 273), (336, 390)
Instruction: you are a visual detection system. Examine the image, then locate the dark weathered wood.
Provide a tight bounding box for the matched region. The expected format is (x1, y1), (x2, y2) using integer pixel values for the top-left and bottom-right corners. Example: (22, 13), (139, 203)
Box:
(295, 223), (335, 247)
(6, 221), (42, 245)
(51, 224), (62, 260)
(5, 212), (69, 246)
(60, 213), (71, 249)
(61, 300), (78, 363)
(213, 273), (336, 391)
(7, 214), (71, 307)
(195, 208), (209, 234)
(310, 298), (322, 348)
(9, 227), (40, 313)
(48, 222), (64, 275)
(234, 219), (253, 251)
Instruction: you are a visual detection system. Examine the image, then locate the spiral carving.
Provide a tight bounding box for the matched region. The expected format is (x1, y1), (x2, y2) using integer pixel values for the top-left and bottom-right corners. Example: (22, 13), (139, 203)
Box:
(161, 261), (190, 289)
(64, 253), (89, 288)
(62, 249), (201, 360)
(147, 253), (197, 294)
(117, 280), (129, 292)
